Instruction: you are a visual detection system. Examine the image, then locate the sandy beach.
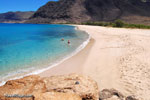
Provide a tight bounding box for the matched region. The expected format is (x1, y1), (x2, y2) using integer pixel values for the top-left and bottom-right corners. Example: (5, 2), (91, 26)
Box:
(39, 25), (150, 100)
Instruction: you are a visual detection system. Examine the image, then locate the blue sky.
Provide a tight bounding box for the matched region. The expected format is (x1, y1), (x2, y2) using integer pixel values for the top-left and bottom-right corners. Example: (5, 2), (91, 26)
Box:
(0, 0), (58, 13)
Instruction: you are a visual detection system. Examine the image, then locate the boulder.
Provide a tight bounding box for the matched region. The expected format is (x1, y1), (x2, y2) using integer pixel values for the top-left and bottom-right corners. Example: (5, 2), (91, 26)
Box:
(0, 74), (99, 100)
(126, 96), (138, 100)
(99, 89), (125, 100)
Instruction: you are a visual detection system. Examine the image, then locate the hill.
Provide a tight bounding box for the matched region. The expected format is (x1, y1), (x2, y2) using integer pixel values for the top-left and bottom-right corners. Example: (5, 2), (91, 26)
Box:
(27, 0), (150, 25)
(0, 11), (34, 23)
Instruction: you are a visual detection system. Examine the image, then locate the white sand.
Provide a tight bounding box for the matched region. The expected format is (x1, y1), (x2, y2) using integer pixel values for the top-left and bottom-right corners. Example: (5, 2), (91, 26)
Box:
(40, 25), (150, 100)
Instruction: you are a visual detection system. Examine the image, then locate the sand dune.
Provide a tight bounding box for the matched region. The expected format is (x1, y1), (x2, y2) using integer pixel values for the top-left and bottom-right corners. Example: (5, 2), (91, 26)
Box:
(40, 25), (150, 100)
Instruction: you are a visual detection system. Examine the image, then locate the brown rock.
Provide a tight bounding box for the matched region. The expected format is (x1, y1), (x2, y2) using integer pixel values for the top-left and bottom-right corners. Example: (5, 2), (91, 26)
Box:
(126, 96), (138, 100)
(0, 75), (46, 95)
(105, 96), (121, 100)
(99, 89), (113, 99)
(0, 74), (99, 100)
(34, 92), (82, 100)
(109, 89), (124, 99)
(43, 74), (99, 100)
(0, 92), (81, 100)
(99, 89), (124, 100)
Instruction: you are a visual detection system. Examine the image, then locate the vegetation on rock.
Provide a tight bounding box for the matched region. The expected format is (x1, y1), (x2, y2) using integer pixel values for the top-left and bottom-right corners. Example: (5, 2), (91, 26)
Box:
(81, 20), (150, 29)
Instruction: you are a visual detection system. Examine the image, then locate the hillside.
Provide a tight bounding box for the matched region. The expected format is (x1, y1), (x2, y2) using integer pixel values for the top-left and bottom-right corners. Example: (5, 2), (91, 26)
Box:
(27, 0), (150, 25)
(0, 11), (34, 23)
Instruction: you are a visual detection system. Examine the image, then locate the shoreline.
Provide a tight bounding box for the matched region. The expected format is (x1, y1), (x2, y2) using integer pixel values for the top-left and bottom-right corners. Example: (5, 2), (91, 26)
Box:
(1, 25), (150, 99)
(39, 37), (94, 77)
(40, 25), (150, 100)
(39, 25), (93, 77)
(0, 25), (91, 86)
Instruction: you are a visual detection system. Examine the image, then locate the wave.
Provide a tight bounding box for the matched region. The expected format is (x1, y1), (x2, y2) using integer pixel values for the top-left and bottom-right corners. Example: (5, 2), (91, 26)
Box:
(0, 26), (91, 86)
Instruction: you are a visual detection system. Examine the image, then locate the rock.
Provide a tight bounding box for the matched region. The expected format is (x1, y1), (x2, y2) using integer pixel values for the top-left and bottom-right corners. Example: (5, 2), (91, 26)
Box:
(99, 89), (113, 99)
(43, 74), (99, 100)
(0, 75), (46, 95)
(105, 96), (121, 100)
(99, 89), (124, 100)
(34, 92), (82, 100)
(0, 74), (99, 100)
(126, 96), (138, 100)
(75, 81), (80, 85)
(109, 89), (124, 99)
(0, 92), (81, 100)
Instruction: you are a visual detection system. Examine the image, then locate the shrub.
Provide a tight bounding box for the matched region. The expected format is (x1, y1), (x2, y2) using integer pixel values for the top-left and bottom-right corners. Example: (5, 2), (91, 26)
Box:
(81, 20), (150, 29)
(114, 19), (124, 27)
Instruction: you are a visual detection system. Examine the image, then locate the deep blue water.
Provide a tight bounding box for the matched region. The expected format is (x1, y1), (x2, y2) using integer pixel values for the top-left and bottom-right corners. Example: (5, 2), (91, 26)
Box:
(0, 23), (89, 83)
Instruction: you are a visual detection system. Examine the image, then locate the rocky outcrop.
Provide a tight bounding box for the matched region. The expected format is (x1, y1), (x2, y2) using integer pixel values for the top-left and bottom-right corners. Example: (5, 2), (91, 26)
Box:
(0, 74), (99, 100)
(99, 89), (124, 100)
(99, 89), (138, 100)
(27, 0), (150, 25)
(0, 11), (34, 23)
(0, 74), (139, 100)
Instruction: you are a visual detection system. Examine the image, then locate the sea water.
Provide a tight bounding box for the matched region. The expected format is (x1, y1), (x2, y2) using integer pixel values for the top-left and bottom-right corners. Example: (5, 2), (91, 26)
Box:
(0, 23), (89, 85)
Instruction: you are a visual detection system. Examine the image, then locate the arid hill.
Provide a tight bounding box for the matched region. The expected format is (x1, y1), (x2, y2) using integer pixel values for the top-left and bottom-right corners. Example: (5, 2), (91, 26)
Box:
(0, 11), (34, 23)
(27, 0), (150, 25)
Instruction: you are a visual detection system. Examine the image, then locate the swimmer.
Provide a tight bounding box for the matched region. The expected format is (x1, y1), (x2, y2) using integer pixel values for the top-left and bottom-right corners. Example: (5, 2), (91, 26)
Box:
(61, 38), (64, 41)
(68, 40), (70, 44)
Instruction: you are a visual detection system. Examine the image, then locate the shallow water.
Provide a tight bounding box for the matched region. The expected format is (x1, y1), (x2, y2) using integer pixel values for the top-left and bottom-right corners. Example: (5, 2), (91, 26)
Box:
(0, 23), (89, 83)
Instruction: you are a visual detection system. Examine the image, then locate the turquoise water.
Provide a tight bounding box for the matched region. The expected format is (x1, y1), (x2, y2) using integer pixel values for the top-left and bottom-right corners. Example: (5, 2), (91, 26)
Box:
(0, 23), (89, 83)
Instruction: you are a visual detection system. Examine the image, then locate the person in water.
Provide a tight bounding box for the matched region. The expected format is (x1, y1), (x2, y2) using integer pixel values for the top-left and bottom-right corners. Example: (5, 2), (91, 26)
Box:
(61, 38), (64, 41)
(68, 40), (70, 44)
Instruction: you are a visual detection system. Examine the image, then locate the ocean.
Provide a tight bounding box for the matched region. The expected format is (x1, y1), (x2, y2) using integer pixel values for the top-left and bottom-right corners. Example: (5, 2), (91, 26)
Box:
(0, 23), (89, 85)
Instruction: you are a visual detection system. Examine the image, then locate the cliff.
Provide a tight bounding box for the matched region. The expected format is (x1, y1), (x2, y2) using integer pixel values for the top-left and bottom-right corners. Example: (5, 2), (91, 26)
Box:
(0, 11), (34, 23)
(27, 0), (150, 25)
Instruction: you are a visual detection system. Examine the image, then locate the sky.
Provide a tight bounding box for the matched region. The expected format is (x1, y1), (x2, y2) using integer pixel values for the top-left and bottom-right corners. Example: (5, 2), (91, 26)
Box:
(0, 0), (58, 13)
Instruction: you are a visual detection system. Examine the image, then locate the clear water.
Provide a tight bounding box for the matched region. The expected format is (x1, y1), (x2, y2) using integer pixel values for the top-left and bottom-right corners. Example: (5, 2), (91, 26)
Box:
(0, 23), (89, 83)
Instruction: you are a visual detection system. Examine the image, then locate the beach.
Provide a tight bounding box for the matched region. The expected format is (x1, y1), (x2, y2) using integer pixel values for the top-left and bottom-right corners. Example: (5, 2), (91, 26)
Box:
(39, 25), (150, 100)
